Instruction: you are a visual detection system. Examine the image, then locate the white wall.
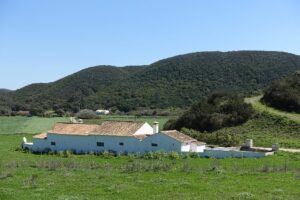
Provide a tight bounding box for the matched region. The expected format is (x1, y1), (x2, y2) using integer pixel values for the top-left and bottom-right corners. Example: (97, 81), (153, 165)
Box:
(134, 123), (153, 135)
(29, 132), (184, 154)
(200, 149), (273, 158)
(181, 145), (190, 152)
(196, 145), (206, 153)
(28, 138), (48, 152)
(142, 133), (182, 153)
(181, 143), (206, 152)
(46, 133), (142, 153)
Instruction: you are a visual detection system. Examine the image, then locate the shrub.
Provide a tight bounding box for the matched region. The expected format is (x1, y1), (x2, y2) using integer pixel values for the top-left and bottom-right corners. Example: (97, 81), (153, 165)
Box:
(0, 172), (13, 180)
(15, 110), (30, 116)
(101, 150), (115, 159)
(164, 92), (254, 132)
(168, 151), (180, 160)
(262, 71), (300, 113)
(23, 174), (38, 188)
(75, 109), (97, 119)
(232, 192), (255, 200)
(181, 128), (241, 147)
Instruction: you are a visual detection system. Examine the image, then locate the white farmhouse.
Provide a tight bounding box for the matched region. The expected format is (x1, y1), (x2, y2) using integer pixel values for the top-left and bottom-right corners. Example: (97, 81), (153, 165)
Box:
(22, 121), (205, 154)
(96, 110), (109, 115)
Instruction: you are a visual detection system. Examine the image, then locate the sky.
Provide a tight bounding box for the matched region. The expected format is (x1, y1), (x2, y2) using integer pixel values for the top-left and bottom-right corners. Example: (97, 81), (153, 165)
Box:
(0, 0), (300, 90)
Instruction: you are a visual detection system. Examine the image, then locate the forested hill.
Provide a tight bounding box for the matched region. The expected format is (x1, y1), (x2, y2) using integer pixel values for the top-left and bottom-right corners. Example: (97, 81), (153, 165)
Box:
(2, 51), (300, 114)
(0, 89), (12, 94)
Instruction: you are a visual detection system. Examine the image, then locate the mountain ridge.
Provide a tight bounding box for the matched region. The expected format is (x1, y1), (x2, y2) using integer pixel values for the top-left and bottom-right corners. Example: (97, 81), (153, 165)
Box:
(1, 50), (300, 114)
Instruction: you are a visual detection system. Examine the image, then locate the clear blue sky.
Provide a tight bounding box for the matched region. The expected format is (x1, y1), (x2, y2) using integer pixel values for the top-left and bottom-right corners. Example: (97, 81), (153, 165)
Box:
(0, 0), (299, 90)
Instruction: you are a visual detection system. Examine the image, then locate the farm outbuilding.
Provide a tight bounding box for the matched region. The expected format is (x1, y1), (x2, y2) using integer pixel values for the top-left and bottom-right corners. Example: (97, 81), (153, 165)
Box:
(22, 121), (206, 154)
(96, 110), (109, 115)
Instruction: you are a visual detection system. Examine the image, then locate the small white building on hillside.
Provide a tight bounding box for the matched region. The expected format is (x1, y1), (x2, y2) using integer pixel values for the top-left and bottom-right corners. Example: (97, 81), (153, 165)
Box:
(22, 121), (205, 154)
(96, 110), (109, 115)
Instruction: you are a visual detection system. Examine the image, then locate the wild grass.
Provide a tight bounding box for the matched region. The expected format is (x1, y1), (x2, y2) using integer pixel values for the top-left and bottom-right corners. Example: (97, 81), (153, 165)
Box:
(0, 116), (68, 134)
(245, 96), (300, 124)
(1, 114), (300, 199)
(211, 112), (300, 148)
(1, 134), (300, 199)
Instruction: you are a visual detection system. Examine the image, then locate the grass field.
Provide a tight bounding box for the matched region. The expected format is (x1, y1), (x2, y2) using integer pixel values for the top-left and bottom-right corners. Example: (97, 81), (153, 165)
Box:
(211, 112), (300, 148)
(0, 116), (69, 134)
(1, 112), (300, 199)
(0, 134), (300, 200)
(245, 96), (300, 123)
(0, 115), (171, 135)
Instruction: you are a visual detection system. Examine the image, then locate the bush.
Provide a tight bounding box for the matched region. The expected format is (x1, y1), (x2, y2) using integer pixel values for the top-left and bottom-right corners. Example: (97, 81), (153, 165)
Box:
(181, 128), (242, 146)
(168, 151), (180, 160)
(55, 109), (65, 117)
(262, 71), (300, 113)
(15, 110), (30, 116)
(164, 92), (254, 132)
(75, 109), (97, 119)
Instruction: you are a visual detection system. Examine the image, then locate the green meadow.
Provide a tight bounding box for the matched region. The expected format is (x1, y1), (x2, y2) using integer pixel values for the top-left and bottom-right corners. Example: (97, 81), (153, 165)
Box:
(0, 134), (300, 200)
(0, 115), (170, 135)
(0, 112), (300, 199)
(0, 116), (69, 134)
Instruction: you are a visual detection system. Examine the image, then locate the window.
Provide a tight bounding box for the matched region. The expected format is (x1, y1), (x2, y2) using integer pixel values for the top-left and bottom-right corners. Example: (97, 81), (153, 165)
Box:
(51, 141), (56, 146)
(97, 142), (104, 147)
(151, 143), (158, 147)
(119, 142), (124, 146)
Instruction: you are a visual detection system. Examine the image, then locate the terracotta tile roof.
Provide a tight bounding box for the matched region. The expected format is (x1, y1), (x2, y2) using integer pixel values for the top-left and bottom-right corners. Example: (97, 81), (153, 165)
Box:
(33, 133), (47, 139)
(48, 121), (146, 137)
(161, 130), (202, 143)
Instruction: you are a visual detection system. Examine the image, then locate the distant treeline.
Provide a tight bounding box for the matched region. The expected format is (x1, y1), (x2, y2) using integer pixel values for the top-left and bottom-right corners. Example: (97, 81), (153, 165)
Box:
(1, 51), (300, 115)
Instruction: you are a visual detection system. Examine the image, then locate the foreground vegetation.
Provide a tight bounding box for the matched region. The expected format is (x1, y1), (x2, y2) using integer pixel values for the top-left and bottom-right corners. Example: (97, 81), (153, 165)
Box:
(0, 108), (300, 199)
(1, 134), (300, 200)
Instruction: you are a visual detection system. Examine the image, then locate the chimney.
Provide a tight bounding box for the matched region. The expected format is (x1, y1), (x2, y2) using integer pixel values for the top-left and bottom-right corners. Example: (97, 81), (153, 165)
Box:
(272, 143), (279, 151)
(153, 121), (159, 134)
(245, 139), (253, 148)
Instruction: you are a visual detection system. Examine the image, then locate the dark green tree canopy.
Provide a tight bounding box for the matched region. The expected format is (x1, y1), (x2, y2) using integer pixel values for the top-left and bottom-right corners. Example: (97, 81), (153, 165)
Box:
(262, 71), (300, 113)
(164, 92), (254, 132)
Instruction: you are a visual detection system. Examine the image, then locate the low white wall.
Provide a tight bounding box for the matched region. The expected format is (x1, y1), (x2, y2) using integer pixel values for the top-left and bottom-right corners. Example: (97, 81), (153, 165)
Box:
(200, 149), (273, 158)
(196, 145), (206, 153)
(141, 133), (182, 153)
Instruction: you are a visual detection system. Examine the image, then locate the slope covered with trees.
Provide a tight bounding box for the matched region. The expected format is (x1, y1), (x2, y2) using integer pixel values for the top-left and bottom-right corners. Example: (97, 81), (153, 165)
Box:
(1, 51), (300, 115)
(262, 71), (300, 113)
(0, 89), (12, 94)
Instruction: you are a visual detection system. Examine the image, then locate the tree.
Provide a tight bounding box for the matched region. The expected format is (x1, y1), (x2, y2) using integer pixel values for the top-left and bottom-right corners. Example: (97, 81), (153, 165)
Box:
(262, 71), (300, 113)
(75, 109), (97, 119)
(164, 92), (254, 132)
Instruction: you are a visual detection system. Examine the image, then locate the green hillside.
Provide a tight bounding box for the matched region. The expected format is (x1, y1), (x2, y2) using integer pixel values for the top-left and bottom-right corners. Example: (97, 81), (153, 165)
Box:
(2, 51), (300, 114)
